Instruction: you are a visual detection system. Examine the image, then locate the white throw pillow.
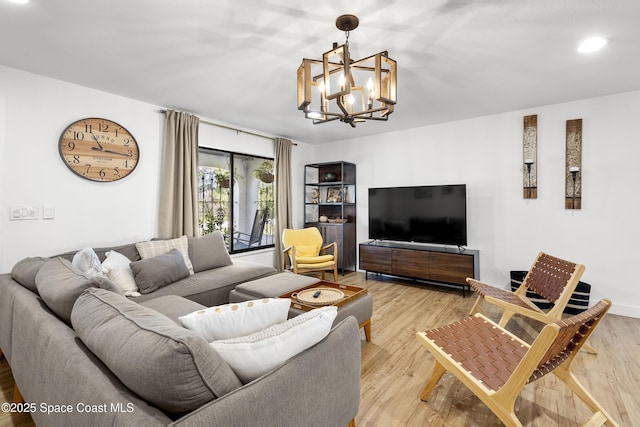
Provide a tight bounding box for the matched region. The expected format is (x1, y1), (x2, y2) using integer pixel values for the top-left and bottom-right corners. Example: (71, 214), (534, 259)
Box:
(72, 248), (103, 277)
(101, 251), (140, 297)
(135, 236), (194, 274)
(179, 298), (291, 342)
(209, 306), (337, 383)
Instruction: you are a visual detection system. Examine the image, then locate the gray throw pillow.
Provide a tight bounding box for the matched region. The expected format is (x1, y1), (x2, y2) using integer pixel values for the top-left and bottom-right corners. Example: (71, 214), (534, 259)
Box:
(188, 232), (233, 273)
(129, 248), (190, 294)
(11, 256), (51, 293)
(71, 288), (242, 414)
(35, 257), (122, 324)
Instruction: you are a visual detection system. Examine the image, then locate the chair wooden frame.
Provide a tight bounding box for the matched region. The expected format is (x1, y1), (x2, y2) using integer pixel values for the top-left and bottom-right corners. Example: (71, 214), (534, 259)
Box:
(282, 228), (339, 282)
(417, 299), (618, 427)
(468, 252), (596, 354)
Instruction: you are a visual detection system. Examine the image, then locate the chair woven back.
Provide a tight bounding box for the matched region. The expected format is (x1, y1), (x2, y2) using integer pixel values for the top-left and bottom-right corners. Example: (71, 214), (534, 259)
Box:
(528, 299), (610, 383)
(524, 253), (580, 303)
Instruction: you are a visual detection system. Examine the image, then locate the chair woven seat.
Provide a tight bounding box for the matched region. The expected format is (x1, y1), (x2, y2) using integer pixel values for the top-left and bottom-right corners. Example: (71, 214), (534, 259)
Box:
(468, 280), (533, 310)
(423, 315), (527, 392)
(417, 299), (618, 427)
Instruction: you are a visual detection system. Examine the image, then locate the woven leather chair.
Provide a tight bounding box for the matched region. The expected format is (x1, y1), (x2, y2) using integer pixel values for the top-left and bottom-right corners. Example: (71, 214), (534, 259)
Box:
(467, 252), (585, 328)
(417, 299), (618, 427)
(282, 227), (338, 282)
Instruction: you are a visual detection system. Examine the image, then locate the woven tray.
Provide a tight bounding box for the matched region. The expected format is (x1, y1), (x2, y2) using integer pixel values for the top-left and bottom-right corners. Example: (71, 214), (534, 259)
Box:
(292, 288), (344, 306)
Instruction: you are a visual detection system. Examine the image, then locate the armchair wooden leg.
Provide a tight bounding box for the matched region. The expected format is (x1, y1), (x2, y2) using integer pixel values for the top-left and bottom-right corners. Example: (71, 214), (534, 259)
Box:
(0, 348), (3, 360)
(348, 419), (356, 427)
(581, 341), (598, 355)
(321, 270), (325, 280)
(469, 295), (485, 316)
(420, 361), (447, 401)
(13, 382), (24, 404)
(360, 319), (372, 342)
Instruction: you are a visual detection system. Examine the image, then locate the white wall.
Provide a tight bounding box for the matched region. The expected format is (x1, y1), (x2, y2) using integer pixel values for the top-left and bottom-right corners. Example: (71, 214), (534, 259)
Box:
(308, 90), (640, 317)
(0, 65), (313, 270)
(0, 66), (163, 271)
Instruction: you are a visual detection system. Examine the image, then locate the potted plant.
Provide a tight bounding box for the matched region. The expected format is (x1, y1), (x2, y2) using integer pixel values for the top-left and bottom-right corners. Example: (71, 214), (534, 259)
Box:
(213, 168), (231, 188)
(253, 161), (274, 183)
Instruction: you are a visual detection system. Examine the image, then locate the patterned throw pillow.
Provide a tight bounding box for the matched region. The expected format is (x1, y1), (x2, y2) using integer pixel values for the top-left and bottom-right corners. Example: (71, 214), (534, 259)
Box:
(179, 298), (291, 341)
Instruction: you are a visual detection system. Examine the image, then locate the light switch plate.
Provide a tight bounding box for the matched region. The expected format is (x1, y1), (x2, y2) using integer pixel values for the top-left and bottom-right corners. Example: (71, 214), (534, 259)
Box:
(43, 205), (55, 219)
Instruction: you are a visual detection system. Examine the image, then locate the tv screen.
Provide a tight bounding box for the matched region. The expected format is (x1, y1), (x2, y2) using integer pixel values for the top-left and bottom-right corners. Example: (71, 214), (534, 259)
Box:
(368, 184), (467, 246)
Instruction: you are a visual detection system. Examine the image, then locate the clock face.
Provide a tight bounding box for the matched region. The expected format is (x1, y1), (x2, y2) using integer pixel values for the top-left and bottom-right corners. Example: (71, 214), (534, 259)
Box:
(59, 117), (140, 182)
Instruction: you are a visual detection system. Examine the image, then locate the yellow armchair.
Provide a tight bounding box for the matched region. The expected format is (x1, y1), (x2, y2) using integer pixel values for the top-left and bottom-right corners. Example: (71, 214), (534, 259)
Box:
(282, 227), (338, 282)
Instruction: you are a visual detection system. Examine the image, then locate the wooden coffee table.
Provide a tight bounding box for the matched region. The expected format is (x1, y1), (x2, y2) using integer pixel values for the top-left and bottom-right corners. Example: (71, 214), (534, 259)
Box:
(279, 281), (372, 342)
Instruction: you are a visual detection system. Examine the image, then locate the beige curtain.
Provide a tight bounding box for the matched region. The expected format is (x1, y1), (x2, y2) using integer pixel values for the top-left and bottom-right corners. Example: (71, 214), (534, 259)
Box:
(158, 110), (200, 238)
(274, 137), (293, 271)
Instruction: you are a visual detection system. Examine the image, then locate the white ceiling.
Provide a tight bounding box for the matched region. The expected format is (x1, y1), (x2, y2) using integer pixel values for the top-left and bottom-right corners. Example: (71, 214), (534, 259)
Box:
(2, 0), (640, 144)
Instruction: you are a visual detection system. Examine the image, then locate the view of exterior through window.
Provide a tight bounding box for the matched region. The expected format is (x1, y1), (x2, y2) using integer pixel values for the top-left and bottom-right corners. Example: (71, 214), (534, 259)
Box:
(198, 148), (275, 252)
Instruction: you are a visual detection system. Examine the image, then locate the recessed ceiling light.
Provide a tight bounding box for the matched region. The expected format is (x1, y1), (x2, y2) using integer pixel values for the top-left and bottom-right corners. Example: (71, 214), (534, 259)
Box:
(577, 37), (608, 53)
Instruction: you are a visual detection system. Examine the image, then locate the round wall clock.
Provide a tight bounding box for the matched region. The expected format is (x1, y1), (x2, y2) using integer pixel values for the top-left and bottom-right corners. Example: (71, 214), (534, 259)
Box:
(59, 117), (140, 182)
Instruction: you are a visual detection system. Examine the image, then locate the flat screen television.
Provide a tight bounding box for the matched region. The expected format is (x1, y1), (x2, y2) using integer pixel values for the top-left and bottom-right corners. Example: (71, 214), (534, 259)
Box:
(368, 184), (467, 246)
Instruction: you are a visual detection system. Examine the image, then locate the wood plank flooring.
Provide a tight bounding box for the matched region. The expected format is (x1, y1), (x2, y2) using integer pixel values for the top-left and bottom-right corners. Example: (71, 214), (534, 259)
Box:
(1, 272), (638, 426)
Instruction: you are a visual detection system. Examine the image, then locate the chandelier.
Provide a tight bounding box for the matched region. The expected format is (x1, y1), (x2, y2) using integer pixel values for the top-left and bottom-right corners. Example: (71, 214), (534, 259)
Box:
(297, 14), (397, 128)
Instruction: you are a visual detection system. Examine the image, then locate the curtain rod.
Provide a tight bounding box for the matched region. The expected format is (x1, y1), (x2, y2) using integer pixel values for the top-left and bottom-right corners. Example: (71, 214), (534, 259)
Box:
(158, 109), (296, 145)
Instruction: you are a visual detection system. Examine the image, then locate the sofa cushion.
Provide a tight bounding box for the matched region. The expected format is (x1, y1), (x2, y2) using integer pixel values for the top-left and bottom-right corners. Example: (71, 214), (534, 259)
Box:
(101, 250), (140, 296)
(129, 249), (190, 294)
(71, 288), (242, 414)
(136, 235), (194, 274)
(209, 306), (337, 383)
(140, 295), (207, 325)
(35, 257), (123, 324)
(188, 232), (232, 273)
(179, 298), (291, 341)
(11, 256), (51, 293)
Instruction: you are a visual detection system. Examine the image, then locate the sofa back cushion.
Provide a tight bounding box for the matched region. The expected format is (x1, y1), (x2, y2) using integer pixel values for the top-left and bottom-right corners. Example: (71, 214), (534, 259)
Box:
(35, 257), (122, 324)
(188, 232), (233, 273)
(11, 257), (51, 293)
(71, 288), (242, 414)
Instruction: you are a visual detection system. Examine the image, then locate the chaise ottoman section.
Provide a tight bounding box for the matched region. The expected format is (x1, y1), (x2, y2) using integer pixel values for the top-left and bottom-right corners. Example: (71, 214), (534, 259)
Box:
(230, 272), (373, 341)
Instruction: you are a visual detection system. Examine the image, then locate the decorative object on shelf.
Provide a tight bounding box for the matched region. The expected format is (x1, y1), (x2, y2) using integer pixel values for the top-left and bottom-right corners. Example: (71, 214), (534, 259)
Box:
(326, 187), (348, 203)
(253, 160), (274, 183)
(328, 218), (348, 223)
(565, 119), (582, 209)
(522, 114), (538, 199)
(297, 14), (397, 128)
(319, 215), (329, 223)
(322, 172), (337, 182)
(310, 188), (320, 203)
(58, 117), (139, 182)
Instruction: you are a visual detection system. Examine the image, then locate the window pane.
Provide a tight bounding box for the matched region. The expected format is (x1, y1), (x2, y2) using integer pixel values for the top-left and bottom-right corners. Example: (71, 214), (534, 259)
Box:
(198, 150), (231, 245)
(198, 148), (274, 253)
(231, 155), (275, 251)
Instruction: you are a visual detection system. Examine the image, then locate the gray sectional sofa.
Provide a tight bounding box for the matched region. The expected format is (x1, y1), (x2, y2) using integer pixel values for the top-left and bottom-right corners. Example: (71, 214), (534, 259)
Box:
(0, 232), (361, 426)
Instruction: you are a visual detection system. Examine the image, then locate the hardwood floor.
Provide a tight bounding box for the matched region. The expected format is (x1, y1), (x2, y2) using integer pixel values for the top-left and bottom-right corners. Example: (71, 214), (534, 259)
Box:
(341, 272), (640, 427)
(1, 272), (638, 426)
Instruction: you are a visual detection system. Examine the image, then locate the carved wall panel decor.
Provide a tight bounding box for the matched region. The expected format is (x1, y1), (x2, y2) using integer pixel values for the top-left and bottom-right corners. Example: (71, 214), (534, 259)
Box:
(523, 115), (538, 199)
(565, 119), (582, 209)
